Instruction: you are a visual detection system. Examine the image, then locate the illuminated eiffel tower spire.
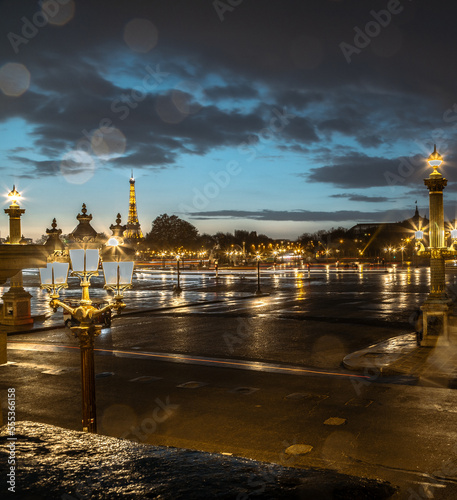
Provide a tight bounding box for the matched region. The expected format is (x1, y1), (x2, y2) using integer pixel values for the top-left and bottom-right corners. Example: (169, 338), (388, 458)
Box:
(124, 171), (144, 240)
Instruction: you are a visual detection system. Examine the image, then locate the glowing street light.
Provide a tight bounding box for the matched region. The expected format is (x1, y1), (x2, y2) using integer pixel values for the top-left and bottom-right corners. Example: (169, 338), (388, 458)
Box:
(102, 246), (134, 303)
(7, 185), (21, 206)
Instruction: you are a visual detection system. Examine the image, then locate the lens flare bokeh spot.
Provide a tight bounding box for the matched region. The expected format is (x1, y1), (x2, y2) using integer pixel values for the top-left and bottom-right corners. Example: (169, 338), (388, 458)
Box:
(91, 127), (126, 159)
(101, 404), (137, 437)
(124, 18), (158, 53)
(41, 0), (75, 26)
(0, 63), (31, 97)
(60, 150), (95, 185)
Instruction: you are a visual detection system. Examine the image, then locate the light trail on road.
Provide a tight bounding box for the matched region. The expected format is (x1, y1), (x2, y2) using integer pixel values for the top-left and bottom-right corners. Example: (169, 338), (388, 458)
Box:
(8, 341), (371, 379)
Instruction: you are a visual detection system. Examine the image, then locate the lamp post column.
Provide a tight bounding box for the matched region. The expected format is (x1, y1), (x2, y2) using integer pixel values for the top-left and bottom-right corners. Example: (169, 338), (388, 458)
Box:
(421, 145), (452, 344)
(426, 173), (446, 299)
(78, 327), (99, 433)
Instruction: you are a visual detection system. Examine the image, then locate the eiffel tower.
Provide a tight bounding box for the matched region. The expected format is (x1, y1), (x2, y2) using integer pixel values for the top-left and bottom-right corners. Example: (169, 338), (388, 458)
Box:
(124, 171), (144, 240)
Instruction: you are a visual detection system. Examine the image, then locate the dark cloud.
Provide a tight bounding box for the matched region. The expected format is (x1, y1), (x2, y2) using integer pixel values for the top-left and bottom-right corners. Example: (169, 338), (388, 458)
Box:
(205, 84), (259, 100)
(7, 155), (59, 177)
(330, 194), (391, 203)
(1, 0), (452, 167)
(1, 0), (457, 234)
(272, 89), (324, 111)
(357, 134), (384, 148)
(280, 116), (319, 143)
(305, 153), (428, 188)
(318, 118), (358, 136)
(187, 208), (415, 224)
(110, 144), (177, 169)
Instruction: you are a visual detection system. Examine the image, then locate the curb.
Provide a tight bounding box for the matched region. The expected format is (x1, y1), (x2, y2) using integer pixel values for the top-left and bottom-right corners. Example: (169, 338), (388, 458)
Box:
(342, 333), (418, 374)
(343, 333), (457, 387)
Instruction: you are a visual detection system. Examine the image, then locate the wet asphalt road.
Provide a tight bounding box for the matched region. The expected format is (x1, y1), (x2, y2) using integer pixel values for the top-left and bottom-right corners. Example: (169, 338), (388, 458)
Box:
(2, 265), (443, 327)
(3, 266), (457, 497)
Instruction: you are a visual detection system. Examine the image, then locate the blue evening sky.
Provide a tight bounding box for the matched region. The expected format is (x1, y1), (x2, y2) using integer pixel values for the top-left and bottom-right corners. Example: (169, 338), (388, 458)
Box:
(1, 1), (457, 240)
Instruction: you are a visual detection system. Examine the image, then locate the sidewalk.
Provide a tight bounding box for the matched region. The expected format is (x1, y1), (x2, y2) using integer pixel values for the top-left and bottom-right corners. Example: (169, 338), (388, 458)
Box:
(343, 333), (457, 388)
(0, 421), (397, 499)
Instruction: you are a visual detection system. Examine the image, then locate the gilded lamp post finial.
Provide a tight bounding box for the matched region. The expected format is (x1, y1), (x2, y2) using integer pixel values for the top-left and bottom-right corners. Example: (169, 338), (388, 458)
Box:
(428, 144), (443, 175)
(109, 213), (126, 240)
(45, 218), (65, 254)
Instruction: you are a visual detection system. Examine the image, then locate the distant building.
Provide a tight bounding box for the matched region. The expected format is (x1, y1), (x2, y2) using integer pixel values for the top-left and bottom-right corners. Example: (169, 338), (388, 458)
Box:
(124, 172), (144, 241)
(350, 205), (429, 239)
(347, 205), (430, 258)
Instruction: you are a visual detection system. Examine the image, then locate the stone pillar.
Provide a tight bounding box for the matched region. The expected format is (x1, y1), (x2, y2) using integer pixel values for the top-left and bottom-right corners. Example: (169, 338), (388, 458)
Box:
(0, 271), (33, 326)
(421, 167), (451, 345)
(4, 186), (25, 245)
(0, 332), (6, 365)
(1, 187), (32, 327)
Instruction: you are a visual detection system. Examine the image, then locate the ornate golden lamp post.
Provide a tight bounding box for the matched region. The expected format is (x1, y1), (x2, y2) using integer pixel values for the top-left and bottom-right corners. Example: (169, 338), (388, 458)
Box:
(39, 242), (134, 433)
(415, 145), (457, 345)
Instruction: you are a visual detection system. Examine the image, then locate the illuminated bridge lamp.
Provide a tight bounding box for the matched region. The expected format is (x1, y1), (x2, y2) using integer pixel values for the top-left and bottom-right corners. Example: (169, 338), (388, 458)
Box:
(451, 229), (457, 240)
(7, 185), (21, 206)
(428, 144), (443, 172)
(40, 243), (134, 433)
(415, 230), (424, 240)
(39, 262), (69, 301)
(102, 260), (134, 302)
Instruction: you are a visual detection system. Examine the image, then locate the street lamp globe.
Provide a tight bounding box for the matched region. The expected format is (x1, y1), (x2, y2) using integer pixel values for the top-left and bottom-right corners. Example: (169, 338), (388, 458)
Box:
(7, 185), (21, 206)
(106, 237), (119, 247)
(428, 144), (443, 171)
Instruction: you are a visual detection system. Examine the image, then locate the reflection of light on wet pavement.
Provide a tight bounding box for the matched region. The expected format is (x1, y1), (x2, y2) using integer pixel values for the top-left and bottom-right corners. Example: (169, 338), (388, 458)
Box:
(4, 267), (433, 330)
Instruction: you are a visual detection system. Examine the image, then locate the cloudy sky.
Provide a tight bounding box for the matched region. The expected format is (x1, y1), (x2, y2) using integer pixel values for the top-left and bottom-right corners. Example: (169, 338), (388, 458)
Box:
(1, 0), (457, 240)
